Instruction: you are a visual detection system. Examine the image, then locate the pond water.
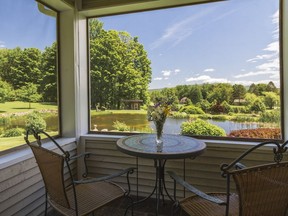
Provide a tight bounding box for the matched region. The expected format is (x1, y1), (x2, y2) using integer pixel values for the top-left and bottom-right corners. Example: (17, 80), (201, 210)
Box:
(91, 113), (261, 135)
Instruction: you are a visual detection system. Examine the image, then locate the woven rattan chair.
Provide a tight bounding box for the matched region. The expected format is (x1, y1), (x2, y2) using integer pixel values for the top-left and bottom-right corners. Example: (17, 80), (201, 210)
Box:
(168, 140), (288, 216)
(25, 129), (135, 216)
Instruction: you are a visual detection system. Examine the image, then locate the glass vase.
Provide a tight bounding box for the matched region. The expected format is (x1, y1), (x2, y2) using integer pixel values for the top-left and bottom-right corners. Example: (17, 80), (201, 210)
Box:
(154, 120), (164, 151)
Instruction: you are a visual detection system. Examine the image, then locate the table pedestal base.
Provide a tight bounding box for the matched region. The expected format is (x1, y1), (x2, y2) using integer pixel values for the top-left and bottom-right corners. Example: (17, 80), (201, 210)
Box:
(124, 159), (174, 216)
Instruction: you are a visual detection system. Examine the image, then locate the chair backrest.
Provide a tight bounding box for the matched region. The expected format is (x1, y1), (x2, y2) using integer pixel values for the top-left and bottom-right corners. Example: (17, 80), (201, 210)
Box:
(221, 141), (288, 216)
(231, 162), (288, 216)
(25, 130), (72, 209)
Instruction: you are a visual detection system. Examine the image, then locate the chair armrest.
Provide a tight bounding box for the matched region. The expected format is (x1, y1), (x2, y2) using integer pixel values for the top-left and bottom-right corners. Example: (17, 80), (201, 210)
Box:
(167, 171), (226, 205)
(235, 162), (246, 170)
(74, 167), (135, 184)
(70, 152), (92, 160)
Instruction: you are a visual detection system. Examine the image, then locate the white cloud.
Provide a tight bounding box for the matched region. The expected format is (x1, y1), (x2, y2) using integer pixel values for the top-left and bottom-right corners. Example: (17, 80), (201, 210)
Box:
(203, 68), (215, 72)
(154, 77), (163, 81)
(164, 77), (169, 80)
(242, 10), (280, 83)
(264, 41), (279, 53)
(234, 79), (279, 87)
(174, 69), (180, 74)
(162, 70), (171, 77)
(150, 8), (215, 49)
(272, 10), (279, 39)
(246, 54), (274, 63)
(234, 70), (278, 78)
(0, 41), (5, 48)
(186, 75), (229, 84)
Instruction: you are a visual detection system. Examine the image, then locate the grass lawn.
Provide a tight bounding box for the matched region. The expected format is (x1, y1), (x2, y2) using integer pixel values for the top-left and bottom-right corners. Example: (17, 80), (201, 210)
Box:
(0, 101), (57, 114)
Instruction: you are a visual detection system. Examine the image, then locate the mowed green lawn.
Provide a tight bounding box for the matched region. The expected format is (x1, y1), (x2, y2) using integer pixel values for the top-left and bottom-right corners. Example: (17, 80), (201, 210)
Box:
(0, 101), (57, 114)
(0, 101), (58, 151)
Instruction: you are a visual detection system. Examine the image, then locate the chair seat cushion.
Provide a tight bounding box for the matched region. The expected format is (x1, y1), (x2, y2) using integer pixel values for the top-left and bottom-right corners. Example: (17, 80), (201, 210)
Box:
(49, 181), (125, 216)
(180, 192), (239, 216)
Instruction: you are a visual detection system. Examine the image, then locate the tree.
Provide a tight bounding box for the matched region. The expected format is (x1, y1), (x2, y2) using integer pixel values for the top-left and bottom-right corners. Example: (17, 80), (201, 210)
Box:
(17, 83), (41, 108)
(249, 98), (266, 113)
(244, 92), (258, 106)
(0, 79), (13, 103)
(266, 81), (278, 93)
(207, 83), (233, 104)
(263, 92), (279, 109)
(40, 42), (58, 102)
(232, 84), (246, 104)
(0, 47), (42, 89)
(187, 85), (203, 104)
(89, 19), (152, 109)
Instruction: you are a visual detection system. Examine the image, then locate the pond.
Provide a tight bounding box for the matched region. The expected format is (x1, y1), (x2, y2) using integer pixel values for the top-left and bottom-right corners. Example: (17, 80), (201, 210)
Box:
(91, 113), (261, 135)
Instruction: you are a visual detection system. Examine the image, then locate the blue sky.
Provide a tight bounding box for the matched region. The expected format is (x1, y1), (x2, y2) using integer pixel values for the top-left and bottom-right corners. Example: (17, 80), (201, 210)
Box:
(99, 0), (280, 89)
(0, 0), (56, 50)
(0, 0), (279, 89)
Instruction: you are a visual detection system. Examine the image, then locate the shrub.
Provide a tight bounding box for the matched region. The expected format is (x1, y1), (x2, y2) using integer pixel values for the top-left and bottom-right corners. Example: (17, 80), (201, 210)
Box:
(196, 100), (211, 112)
(2, 128), (23, 137)
(179, 105), (205, 115)
(231, 106), (248, 113)
(249, 98), (266, 113)
(181, 119), (226, 136)
(25, 111), (47, 132)
(210, 103), (225, 114)
(171, 112), (189, 119)
(112, 120), (129, 131)
(221, 101), (232, 114)
(259, 110), (280, 123)
(228, 128), (280, 139)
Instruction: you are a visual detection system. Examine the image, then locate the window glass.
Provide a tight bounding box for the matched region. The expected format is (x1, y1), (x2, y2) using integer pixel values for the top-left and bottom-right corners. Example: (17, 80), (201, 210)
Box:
(88, 0), (282, 141)
(0, 1), (59, 152)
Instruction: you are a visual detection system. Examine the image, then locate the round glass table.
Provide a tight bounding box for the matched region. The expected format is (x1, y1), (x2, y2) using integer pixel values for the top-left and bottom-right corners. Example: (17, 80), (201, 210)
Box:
(117, 134), (206, 216)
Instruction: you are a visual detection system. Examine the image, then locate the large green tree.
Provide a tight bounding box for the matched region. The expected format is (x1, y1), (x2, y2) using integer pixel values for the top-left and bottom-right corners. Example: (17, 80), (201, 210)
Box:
(17, 83), (42, 108)
(0, 79), (13, 103)
(0, 47), (42, 89)
(40, 42), (57, 102)
(89, 19), (152, 109)
(232, 84), (246, 104)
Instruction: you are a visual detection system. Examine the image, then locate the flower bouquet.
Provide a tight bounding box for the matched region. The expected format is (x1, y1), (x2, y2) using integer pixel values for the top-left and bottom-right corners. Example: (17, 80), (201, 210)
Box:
(147, 100), (171, 148)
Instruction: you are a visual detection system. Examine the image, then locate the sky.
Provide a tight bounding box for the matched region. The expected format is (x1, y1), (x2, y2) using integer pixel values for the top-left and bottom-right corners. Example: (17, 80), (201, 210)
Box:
(0, 0), (56, 50)
(0, 0), (280, 89)
(98, 0), (280, 89)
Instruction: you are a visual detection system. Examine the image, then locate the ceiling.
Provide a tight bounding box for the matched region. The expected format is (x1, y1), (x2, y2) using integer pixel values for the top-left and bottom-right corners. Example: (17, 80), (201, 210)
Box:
(39, 0), (224, 17)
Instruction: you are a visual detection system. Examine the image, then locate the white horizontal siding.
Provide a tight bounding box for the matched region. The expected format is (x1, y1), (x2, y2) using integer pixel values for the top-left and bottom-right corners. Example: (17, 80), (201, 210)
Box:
(0, 140), (77, 216)
(82, 136), (287, 200)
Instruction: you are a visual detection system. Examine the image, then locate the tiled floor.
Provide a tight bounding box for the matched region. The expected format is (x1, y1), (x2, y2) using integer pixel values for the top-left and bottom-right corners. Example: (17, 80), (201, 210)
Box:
(48, 196), (182, 216)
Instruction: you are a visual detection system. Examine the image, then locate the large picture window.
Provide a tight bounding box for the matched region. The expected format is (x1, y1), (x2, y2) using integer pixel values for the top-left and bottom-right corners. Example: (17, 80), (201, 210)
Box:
(88, 0), (282, 141)
(0, 0), (59, 152)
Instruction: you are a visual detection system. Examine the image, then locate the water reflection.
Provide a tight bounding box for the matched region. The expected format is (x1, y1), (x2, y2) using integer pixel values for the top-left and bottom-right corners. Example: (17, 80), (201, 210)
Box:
(91, 113), (261, 135)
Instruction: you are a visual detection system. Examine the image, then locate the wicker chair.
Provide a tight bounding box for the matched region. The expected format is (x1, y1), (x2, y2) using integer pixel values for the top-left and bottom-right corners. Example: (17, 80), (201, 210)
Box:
(168, 140), (288, 216)
(25, 129), (135, 216)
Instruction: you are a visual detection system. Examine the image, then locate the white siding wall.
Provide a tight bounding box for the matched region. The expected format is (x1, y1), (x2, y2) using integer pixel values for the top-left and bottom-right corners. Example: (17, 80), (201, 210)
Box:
(81, 136), (287, 200)
(0, 139), (77, 216)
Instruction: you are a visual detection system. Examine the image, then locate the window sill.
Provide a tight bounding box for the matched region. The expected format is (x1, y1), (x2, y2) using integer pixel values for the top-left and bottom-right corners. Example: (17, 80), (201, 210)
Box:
(0, 137), (76, 169)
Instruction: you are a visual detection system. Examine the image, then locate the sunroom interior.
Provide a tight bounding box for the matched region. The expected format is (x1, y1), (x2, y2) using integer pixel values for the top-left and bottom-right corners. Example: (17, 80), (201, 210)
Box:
(1, 0), (288, 215)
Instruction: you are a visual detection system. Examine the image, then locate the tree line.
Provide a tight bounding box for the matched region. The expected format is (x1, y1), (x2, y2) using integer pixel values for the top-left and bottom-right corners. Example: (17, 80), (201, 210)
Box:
(150, 81), (280, 113)
(0, 18), (280, 114)
(0, 42), (57, 106)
